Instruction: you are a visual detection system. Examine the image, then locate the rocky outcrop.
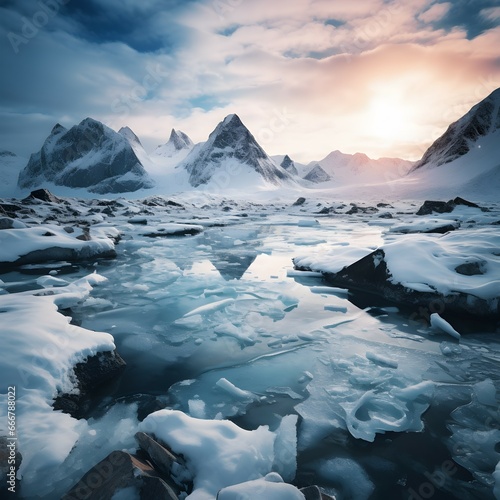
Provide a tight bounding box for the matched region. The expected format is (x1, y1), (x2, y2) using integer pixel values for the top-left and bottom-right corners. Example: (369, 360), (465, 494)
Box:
(281, 155), (299, 176)
(416, 197), (482, 215)
(62, 450), (178, 500)
(53, 350), (126, 417)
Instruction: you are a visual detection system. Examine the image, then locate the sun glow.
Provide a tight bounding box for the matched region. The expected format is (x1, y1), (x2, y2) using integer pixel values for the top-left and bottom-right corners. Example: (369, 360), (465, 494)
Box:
(366, 94), (413, 143)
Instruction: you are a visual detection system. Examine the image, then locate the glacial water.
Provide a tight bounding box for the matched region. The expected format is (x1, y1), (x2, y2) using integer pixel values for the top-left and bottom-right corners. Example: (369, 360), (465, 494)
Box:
(4, 211), (500, 499)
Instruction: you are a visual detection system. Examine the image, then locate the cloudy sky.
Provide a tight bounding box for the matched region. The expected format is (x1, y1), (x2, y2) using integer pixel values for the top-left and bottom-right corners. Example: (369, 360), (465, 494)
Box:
(1, 0), (500, 163)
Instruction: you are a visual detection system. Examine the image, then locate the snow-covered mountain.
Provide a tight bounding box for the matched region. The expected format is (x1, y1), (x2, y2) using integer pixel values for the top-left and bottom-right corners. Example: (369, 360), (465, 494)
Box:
(0, 150), (26, 196)
(304, 150), (413, 184)
(179, 114), (292, 188)
(153, 129), (193, 159)
(118, 126), (154, 170)
(402, 88), (500, 198)
(18, 118), (154, 194)
(412, 88), (500, 171)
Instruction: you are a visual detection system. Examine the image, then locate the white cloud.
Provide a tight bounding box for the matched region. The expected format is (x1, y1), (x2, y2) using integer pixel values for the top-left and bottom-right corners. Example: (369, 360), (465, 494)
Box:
(480, 6), (500, 22)
(418, 2), (452, 24)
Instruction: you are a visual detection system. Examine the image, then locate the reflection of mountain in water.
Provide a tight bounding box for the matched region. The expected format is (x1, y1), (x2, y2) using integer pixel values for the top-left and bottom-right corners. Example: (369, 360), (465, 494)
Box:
(212, 253), (258, 281)
(201, 225), (262, 281)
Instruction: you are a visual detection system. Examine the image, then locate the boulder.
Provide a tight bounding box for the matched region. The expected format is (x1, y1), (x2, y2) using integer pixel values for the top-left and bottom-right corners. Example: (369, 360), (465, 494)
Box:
(62, 450), (177, 500)
(416, 197), (481, 216)
(135, 432), (180, 479)
(53, 350), (126, 417)
(293, 197), (306, 206)
(0, 217), (27, 229)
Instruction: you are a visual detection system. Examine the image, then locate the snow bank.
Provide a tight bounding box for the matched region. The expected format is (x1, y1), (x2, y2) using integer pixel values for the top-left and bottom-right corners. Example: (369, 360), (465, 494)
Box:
(139, 409), (298, 499)
(0, 224), (116, 265)
(382, 229), (500, 301)
(217, 473), (305, 499)
(0, 274), (115, 489)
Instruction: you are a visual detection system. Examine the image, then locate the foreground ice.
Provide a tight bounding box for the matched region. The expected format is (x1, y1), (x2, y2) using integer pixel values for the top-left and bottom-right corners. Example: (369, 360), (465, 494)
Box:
(0, 273), (115, 495)
(139, 410), (298, 499)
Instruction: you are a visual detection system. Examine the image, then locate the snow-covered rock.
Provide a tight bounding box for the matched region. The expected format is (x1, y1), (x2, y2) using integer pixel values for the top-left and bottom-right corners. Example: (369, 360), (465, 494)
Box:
(0, 223), (117, 266)
(139, 410), (298, 499)
(295, 228), (500, 321)
(18, 118), (155, 194)
(179, 114), (292, 188)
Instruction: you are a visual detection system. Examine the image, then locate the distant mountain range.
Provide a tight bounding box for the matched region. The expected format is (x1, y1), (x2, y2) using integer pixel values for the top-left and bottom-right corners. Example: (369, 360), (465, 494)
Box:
(6, 88), (500, 195)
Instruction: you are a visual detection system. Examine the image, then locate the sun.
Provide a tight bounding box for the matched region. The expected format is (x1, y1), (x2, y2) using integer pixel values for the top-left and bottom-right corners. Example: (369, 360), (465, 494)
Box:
(366, 94), (412, 143)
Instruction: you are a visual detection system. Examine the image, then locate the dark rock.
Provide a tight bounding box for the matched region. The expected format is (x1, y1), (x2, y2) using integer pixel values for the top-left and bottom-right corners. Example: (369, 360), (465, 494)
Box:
(42, 231), (56, 237)
(416, 198), (482, 216)
(62, 450), (177, 500)
(378, 212), (393, 219)
(316, 206), (335, 215)
(423, 223), (458, 234)
(377, 203), (393, 208)
(53, 350), (126, 418)
(346, 204), (378, 215)
(144, 226), (203, 237)
(319, 249), (499, 321)
(142, 197), (183, 208)
(222, 206), (232, 212)
(135, 432), (181, 481)
(24, 188), (62, 203)
(293, 197), (306, 206)
(76, 228), (92, 241)
(455, 261), (486, 276)
(492, 220), (500, 225)
(0, 203), (24, 218)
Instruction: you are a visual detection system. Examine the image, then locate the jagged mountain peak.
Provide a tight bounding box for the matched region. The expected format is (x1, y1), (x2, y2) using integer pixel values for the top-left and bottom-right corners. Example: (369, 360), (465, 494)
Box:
(119, 126), (143, 147)
(168, 128), (193, 150)
(51, 123), (67, 135)
(180, 114), (292, 187)
(280, 155), (298, 176)
(304, 164), (331, 183)
(412, 87), (500, 171)
(18, 117), (154, 194)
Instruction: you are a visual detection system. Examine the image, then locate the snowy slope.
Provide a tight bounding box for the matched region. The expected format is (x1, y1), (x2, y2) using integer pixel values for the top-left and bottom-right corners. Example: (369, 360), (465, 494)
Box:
(304, 150), (413, 185)
(179, 114), (293, 189)
(18, 118), (155, 194)
(153, 128), (193, 159)
(0, 150), (26, 197)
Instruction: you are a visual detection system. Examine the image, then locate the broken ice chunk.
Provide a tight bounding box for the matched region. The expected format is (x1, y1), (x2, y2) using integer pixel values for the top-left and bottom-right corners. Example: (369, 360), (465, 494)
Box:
(430, 313), (461, 340)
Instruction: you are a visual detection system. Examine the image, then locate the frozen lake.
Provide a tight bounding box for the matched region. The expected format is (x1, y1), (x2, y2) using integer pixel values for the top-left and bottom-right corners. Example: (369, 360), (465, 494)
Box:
(2, 199), (500, 499)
